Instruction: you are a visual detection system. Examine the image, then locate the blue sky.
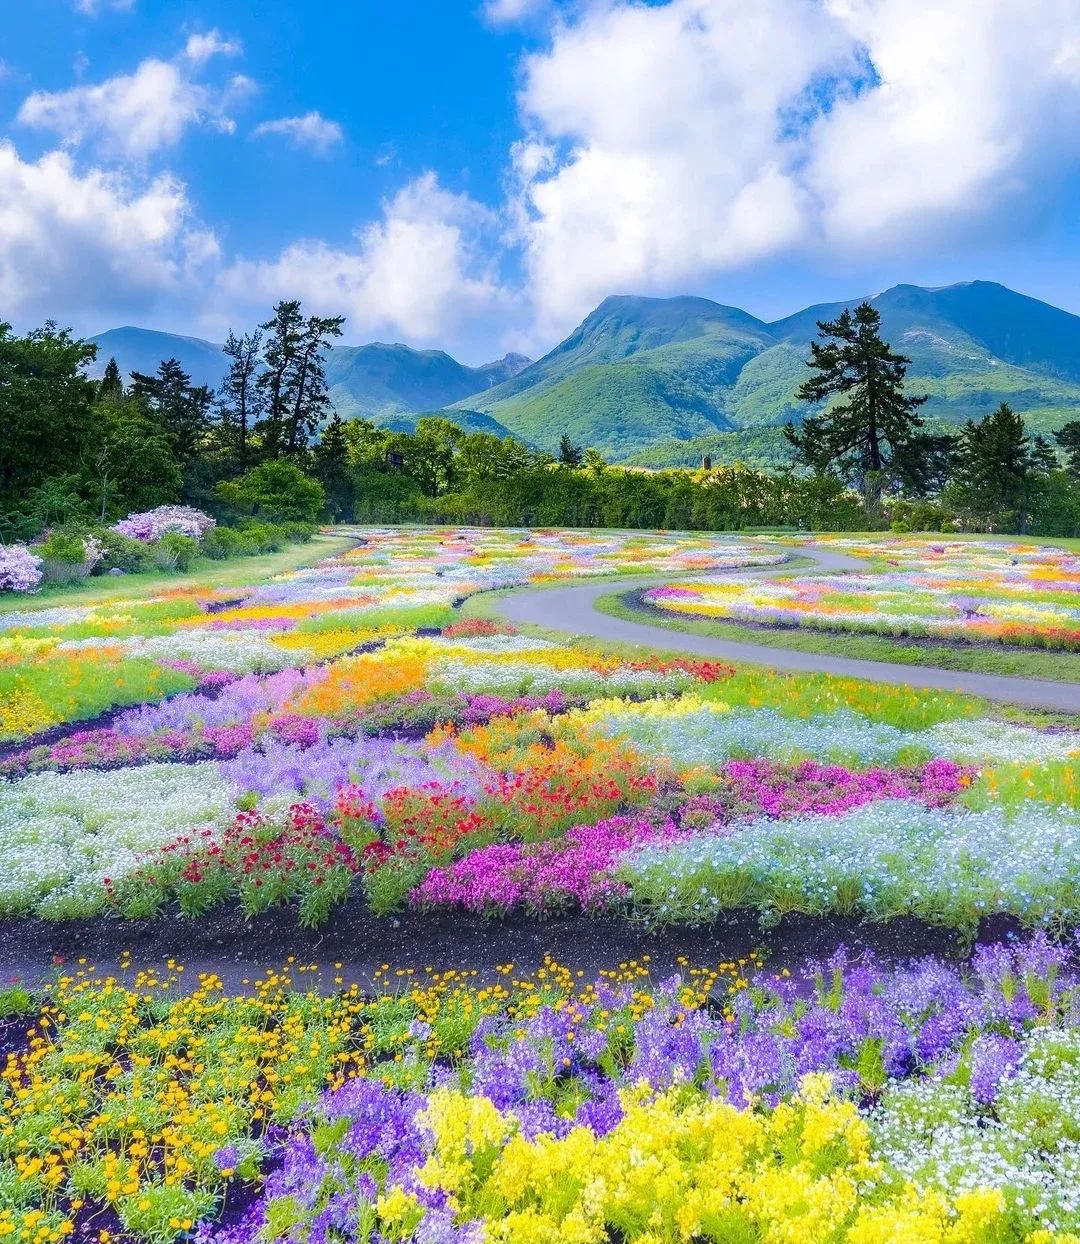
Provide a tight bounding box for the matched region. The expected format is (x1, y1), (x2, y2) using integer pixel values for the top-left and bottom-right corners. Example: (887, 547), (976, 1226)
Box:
(1, 0), (1078, 362)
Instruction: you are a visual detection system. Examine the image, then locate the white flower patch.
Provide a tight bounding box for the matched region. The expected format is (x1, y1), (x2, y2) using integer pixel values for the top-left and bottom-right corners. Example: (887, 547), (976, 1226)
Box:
(583, 704), (1080, 767)
(429, 635), (559, 655)
(871, 1028), (1080, 1232)
(620, 799), (1080, 927)
(59, 630), (303, 672)
(426, 657), (686, 699)
(0, 762), (234, 917)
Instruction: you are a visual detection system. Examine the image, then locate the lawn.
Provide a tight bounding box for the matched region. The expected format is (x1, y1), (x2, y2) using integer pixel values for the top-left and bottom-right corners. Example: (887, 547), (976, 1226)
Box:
(2, 523), (1079, 1244)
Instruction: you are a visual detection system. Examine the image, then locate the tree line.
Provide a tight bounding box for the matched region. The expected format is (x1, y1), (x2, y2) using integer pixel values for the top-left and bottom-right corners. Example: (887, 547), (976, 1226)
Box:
(2, 298), (1080, 539)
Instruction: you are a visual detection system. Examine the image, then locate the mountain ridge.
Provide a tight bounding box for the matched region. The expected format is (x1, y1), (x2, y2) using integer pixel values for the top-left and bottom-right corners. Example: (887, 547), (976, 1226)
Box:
(87, 280), (1080, 465)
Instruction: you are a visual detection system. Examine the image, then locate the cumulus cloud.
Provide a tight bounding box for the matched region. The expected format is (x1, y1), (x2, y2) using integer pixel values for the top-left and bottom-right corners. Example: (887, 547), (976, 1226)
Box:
(808, 0), (1080, 247)
(17, 33), (250, 158)
(0, 140), (215, 326)
(512, 0), (853, 334)
(218, 172), (511, 344)
(252, 111), (343, 155)
(182, 30), (243, 65)
(511, 0), (1080, 337)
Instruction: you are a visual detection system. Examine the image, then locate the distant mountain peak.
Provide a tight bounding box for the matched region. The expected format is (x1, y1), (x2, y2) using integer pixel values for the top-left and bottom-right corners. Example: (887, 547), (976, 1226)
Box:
(87, 278), (1080, 465)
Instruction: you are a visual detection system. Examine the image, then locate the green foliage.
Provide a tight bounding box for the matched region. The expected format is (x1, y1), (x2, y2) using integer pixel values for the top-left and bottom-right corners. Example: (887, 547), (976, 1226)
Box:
(99, 530), (155, 573)
(944, 403), (1041, 531)
(151, 532), (199, 572)
(785, 303), (928, 505)
(216, 460), (326, 522)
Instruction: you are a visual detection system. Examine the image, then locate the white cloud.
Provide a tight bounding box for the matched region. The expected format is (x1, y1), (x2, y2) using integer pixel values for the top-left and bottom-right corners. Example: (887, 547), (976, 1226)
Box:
(0, 140), (214, 325)
(808, 0), (1080, 248)
(182, 30), (243, 65)
(484, 0), (550, 25)
(512, 0), (851, 335)
(74, 0), (134, 13)
(218, 172), (510, 344)
(17, 35), (250, 158)
(252, 111), (343, 155)
(510, 0), (1080, 339)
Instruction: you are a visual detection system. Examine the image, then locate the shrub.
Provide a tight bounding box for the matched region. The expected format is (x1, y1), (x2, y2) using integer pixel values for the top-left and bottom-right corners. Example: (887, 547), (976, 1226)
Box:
(151, 531), (199, 572)
(237, 522), (285, 554)
(0, 544), (43, 593)
(201, 527), (245, 560)
(215, 460), (325, 523)
(37, 531), (100, 585)
(112, 505), (216, 543)
(99, 529), (155, 573)
(281, 520), (317, 543)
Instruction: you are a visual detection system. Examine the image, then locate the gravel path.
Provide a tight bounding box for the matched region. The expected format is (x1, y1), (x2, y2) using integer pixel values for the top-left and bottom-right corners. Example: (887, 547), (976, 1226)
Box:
(494, 544), (1080, 713)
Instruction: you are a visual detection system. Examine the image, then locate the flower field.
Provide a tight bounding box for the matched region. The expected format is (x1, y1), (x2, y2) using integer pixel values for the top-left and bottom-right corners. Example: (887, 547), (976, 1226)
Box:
(2, 524), (1080, 1242)
(644, 536), (1080, 650)
(8, 944), (1080, 1243)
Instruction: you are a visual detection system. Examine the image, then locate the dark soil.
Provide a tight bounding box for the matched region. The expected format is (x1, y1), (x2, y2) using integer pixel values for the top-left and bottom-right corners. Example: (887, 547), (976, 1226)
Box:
(0, 897), (1023, 992)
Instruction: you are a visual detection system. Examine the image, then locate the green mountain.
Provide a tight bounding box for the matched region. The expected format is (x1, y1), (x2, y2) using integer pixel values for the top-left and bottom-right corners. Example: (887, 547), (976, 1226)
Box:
(86, 328), (532, 433)
(87, 327), (228, 390)
(88, 282), (1080, 468)
(454, 295), (777, 458)
(326, 344), (531, 422)
(460, 282), (1080, 464)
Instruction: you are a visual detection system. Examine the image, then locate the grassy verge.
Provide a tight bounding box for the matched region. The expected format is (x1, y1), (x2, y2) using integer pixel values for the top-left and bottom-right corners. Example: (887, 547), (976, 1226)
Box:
(594, 589), (1080, 684)
(0, 532), (360, 613)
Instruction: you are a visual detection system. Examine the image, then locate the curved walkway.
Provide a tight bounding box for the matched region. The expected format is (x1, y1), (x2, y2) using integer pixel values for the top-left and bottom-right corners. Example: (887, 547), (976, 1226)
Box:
(494, 544), (1080, 713)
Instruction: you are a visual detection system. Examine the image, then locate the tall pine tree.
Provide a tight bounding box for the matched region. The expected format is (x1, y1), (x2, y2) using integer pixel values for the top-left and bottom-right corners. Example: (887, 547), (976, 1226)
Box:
(217, 328), (264, 466)
(314, 411), (353, 520)
(255, 301), (344, 457)
(946, 403), (1039, 531)
(1054, 421), (1080, 477)
(130, 359), (214, 471)
(100, 356), (124, 399)
(785, 302), (927, 507)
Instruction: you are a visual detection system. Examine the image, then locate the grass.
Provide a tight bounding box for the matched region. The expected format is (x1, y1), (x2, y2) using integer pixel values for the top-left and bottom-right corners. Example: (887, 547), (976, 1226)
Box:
(0, 532), (360, 613)
(593, 588), (1080, 684)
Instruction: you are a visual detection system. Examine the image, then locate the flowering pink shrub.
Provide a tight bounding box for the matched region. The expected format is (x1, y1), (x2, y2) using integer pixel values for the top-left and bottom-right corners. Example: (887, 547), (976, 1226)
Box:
(0, 543), (44, 592)
(112, 505), (216, 543)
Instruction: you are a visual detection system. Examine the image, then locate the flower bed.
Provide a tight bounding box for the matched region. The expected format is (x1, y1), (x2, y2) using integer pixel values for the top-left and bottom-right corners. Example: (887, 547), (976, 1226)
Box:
(6, 942), (1080, 1242)
(0, 526), (1075, 927)
(645, 536), (1080, 649)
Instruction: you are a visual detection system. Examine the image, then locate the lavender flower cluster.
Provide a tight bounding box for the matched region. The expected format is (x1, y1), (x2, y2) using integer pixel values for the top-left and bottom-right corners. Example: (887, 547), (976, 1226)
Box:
(111, 504), (216, 543)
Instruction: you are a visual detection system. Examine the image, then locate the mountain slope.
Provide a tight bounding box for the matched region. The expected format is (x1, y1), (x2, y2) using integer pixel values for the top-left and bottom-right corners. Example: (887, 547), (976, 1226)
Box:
(457, 295), (777, 457)
(86, 328), (532, 429)
(326, 344), (532, 421)
(458, 283), (1080, 462)
(88, 327), (228, 390)
(87, 281), (1080, 468)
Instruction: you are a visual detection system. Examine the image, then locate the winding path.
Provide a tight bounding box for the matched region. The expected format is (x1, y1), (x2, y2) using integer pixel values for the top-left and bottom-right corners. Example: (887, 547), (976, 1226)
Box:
(494, 544), (1080, 713)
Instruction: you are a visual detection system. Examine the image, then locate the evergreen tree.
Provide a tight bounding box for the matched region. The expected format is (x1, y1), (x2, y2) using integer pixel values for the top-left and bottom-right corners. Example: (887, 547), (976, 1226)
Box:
(256, 300), (305, 457)
(1054, 421), (1080, 477)
(314, 411), (353, 520)
(100, 356), (124, 398)
(256, 301), (344, 457)
(130, 358), (213, 473)
(558, 434), (584, 467)
(946, 403), (1038, 531)
(285, 312), (345, 455)
(784, 303), (927, 505)
(217, 329), (264, 466)
(1032, 434), (1059, 475)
